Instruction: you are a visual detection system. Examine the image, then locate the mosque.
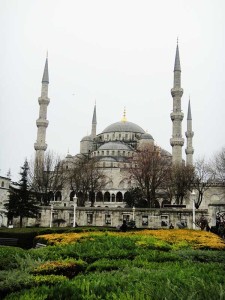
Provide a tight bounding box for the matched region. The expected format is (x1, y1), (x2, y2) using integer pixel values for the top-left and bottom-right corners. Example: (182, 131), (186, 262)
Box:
(0, 43), (224, 228)
(34, 43), (194, 209)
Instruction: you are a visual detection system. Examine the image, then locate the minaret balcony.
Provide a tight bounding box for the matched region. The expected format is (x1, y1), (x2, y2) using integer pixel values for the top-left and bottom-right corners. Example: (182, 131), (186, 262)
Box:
(170, 137), (184, 147)
(185, 148), (194, 155)
(170, 112), (184, 121)
(185, 131), (194, 138)
(171, 88), (183, 97)
(38, 97), (50, 105)
(34, 143), (47, 151)
(36, 119), (49, 127)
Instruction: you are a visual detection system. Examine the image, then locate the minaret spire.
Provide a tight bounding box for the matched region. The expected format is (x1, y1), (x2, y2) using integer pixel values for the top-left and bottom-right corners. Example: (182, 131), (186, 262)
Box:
(34, 57), (50, 165)
(170, 42), (184, 164)
(185, 98), (194, 165)
(91, 103), (97, 138)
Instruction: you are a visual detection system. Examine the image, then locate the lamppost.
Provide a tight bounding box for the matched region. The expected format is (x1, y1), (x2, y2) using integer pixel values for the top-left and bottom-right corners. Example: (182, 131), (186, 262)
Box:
(50, 204), (53, 228)
(132, 206), (135, 222)
(191, 191), (196, 230)
(73, 194), (78, 227)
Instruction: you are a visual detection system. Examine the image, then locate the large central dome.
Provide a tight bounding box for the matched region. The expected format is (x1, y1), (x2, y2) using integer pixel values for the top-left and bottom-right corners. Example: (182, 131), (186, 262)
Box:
(102, 121), (145, 134)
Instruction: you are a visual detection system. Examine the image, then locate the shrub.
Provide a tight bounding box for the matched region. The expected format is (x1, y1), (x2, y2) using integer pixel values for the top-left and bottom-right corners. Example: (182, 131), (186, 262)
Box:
(0, 246), (26, 270)
(32, 259), (87, 278)
(0, 270), (33, 298)
(33, 274), (68, 285)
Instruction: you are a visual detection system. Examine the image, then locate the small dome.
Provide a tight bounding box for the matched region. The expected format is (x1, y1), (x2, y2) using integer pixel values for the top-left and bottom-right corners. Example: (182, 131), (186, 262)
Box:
(80, 135), (93, 142)
(66, 153), (73, 159)
(161, 148), (172, 157)
(141, 133), (154, 140)
(102, 121), (145, 134)
(98, 142), (132, 151)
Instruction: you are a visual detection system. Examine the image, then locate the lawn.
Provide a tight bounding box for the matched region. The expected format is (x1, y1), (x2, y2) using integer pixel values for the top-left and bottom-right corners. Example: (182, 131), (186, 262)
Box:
(0, 229), (225, 299)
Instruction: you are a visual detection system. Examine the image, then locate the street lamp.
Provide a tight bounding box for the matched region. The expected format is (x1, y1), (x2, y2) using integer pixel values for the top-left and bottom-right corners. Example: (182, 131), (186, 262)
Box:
(191, 191), (196, 230)
(73, 194), (78, 227)
(50, 204), (53, 228)
(132, 206), (135, 222)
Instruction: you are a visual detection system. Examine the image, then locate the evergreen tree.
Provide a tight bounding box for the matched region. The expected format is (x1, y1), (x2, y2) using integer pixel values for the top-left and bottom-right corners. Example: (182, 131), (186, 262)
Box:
(5, 160), (39, 227)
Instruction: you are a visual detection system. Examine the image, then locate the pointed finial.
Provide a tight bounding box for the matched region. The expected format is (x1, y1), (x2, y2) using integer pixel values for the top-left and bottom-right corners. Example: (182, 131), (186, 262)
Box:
(67, 148), (70, 154)
(121, 107), (127, 122)
(174, 41), (181, 71)
(187, 98), (192, 120)
(177, 36), (179, 45)
(42, 56), (49, 83)
(46, 50), (48, 59)
(92, 102), (97, 124)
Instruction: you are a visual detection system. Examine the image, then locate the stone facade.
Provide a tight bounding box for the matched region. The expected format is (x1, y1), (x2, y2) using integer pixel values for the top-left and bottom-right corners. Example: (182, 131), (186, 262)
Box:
(0, 176), (10, 227)
(15, 205), (208, 230)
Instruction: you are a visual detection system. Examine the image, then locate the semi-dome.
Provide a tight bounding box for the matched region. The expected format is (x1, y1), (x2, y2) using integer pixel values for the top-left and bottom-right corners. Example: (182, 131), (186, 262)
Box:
(99, 157), (117, 162)
(98, 141), (132, 151)
(102, 121), (145, 134)
(141, 132), (154, 140)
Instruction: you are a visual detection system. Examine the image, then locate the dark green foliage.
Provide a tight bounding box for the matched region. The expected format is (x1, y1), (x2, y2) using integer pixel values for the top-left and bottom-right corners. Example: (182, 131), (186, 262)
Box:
(0, 270), (34, 298)
(0, 246), (26, 270)
(32, 259), (87, 279)
(4, 160), (39, 228)
(1, 233), (225, 299)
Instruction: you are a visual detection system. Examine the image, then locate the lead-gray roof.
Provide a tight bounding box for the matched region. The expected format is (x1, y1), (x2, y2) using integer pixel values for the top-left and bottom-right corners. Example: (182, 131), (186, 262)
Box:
(80, 135), (93, 142)
(141, 132), (154, 140)
(42, 58), (49, 83)
(102, 121), (145, 134)
(98, 141), (132, 151)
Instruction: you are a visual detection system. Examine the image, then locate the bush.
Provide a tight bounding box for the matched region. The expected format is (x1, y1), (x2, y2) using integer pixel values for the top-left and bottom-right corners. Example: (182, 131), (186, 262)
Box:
(0, 270), (34, 298)
(0, 246), (26, 270)
(32, 259), (87, 279)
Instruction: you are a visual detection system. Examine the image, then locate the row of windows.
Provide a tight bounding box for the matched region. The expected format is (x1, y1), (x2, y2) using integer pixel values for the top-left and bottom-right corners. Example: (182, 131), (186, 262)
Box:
(85, 214), (172, 226)
(103, 133), (135, 141)
(93, 150), (133, 157)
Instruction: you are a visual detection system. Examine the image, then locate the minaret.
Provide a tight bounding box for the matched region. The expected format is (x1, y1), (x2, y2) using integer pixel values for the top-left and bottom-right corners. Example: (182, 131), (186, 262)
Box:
(34, 56), (50, 164)
(170, 42), (184, 164)
(91, 103), (97, 138)
(185, 99), (194, 165)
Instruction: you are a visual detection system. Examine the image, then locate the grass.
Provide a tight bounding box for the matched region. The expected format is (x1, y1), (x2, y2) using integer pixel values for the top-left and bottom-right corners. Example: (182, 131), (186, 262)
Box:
(1, 229), (225, 299)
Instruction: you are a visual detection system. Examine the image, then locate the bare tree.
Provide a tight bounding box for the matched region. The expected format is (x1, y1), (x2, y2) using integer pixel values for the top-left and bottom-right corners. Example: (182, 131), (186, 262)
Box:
(129, 145), (171, 207)
(193, 157), (212, 209)
(68, 155), (106, 206)
(209, 147), (225, 184)
(169, 164), (195, 205)
(29, 151), (68, 205)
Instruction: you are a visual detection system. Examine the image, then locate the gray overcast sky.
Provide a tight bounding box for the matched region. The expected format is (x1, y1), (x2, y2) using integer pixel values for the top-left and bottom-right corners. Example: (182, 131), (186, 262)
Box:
(0, 0), (225, 180)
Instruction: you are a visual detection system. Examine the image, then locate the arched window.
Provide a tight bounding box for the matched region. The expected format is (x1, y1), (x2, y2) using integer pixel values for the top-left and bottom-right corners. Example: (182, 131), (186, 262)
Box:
(112, 193), (115, 202)
(106, 150), (109, 155)
(116, 192), (123, 202)
(48, 191), (54, 202)
(112, 151), (115, 156)
(96, 191), (103, 202)
(124, 191), (130, 203)
(1, 181), (4, 188)
(118, 151), (120, 156)
(55, 191), (62, 201)
(104, 192), (110, 202)
(70, 191), (75, 201)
